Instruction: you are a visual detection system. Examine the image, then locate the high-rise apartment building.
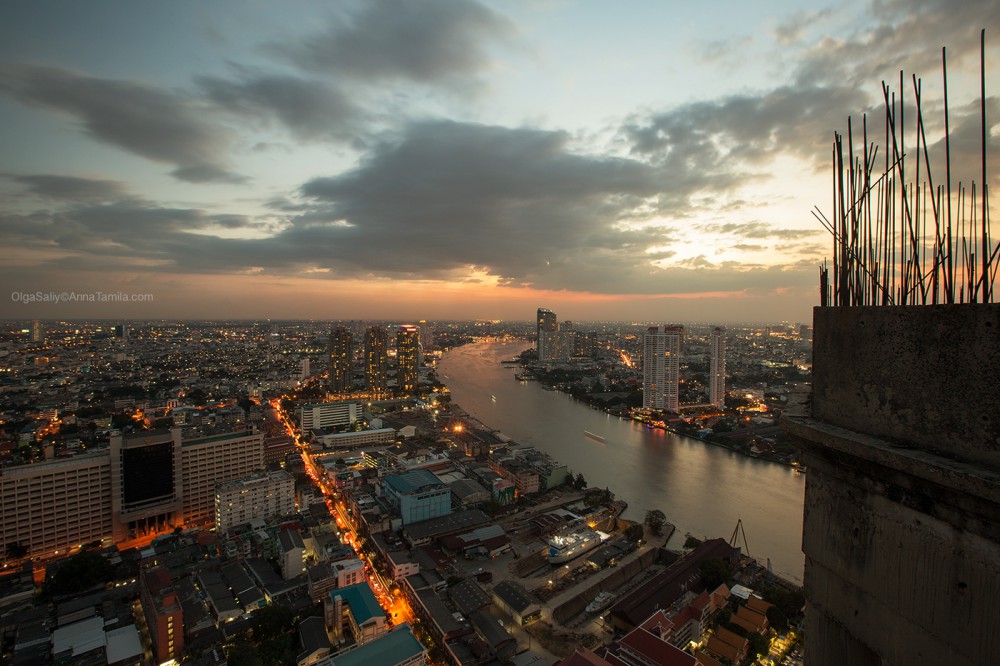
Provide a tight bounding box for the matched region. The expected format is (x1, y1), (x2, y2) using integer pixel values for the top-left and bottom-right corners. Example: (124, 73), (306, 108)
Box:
(536, 308), (557, 361)
(329, 325), (353, 394)
(179, 428), (264, 527)
(397, 325), (420, 394)
(643, 325), (683, 412)
(30, 320), (43, 343)
(215, 470), (296, 533)
(365, 326), (388, 397)
(709, 327), (726, 408)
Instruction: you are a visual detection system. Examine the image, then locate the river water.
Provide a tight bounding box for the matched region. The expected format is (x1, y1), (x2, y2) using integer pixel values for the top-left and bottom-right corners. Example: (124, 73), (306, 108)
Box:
(438, 340), (806, 584)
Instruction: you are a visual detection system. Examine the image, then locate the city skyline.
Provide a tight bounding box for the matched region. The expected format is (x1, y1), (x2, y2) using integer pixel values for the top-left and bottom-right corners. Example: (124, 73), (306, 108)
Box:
(1, 1), (997, 323)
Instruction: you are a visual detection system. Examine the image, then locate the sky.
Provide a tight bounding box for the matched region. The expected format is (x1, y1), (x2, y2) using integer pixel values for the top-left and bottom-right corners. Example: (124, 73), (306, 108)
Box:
(0, 0), (997, 324)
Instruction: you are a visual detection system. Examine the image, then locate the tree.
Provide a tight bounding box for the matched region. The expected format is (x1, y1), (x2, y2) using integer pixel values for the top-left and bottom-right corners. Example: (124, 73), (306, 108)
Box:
(683, 534), (702, 549)
(624, 524), (644, 542)
(44, 552), (114, 597)
(584, 487), (614, 509)
(252, 604), (294, 643)
(226, 643), (263, 666)
(698, 557), (732, 589)
(644, 509), (666, 536)
(573, 473), (587, 490)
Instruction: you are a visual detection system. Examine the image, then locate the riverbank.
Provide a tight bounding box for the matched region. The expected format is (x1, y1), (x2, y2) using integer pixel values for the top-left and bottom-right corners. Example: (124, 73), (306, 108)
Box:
(516, 369), (802, 469)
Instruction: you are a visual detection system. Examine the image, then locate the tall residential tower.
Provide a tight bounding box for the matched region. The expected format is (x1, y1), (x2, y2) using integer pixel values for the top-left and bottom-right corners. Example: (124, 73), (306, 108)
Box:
(364, 326), (388, 397)
(329, 325), (353, 394)
(396, 325), (420, 394)
(643, 325), (683, 412)
(536, 308), (557, 361)
(709, 327), (726, 408)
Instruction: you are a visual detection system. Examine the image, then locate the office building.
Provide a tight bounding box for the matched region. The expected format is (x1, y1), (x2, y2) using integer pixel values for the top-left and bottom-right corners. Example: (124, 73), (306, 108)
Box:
(709, 326), (726, 408)
(110, 429), (184, 542)
(329, 325), (353, 394)
(299, 401), (359, 431)
(643, 325), (683, 412)
(536, 308), (557, 361)
(215, 470), (296, 533)
(365, 326), (389, 397)
(397, 325), (420, 394)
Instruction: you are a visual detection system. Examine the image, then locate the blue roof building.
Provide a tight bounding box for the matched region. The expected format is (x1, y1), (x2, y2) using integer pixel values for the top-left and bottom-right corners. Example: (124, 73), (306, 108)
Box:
(382, 469), (452, 525)
(327, 582), (388, 646)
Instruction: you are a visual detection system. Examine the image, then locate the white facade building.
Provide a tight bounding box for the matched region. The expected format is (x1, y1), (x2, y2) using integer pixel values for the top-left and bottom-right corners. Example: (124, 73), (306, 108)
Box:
(215, 469), (296, 533)
(299, 401), (359, 431)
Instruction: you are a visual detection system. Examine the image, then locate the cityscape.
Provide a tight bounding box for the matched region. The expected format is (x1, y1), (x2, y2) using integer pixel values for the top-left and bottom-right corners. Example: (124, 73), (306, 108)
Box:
(0, 2), (998, 666)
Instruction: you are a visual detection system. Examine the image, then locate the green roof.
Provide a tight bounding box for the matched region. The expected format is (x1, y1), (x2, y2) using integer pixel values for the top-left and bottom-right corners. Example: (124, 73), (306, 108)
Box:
(330, 582), (383, 625)
(330, 624), (425, 666)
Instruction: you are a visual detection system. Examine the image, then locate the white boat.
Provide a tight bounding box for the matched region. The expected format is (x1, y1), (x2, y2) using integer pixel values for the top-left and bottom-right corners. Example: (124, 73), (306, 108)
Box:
(586, 591), (616, 613)
(546, 528), (610, 564)
(584, 431), (605, 443)
(491, 395), (497, 402)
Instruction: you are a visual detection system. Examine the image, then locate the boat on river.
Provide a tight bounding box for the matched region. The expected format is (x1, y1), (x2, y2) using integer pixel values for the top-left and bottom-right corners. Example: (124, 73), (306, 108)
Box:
(584, 431), (606, 443)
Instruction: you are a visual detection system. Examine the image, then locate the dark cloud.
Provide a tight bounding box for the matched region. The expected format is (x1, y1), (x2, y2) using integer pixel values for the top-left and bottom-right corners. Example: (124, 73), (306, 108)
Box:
(699, 222), (821, 240)
(792, 0), (999, 88)
(0, 119), (825, 298)
(0, 63), (241, 183)
(271, 0), (511, 91)
(625, 84), (869, 171)
(3, 174), (128, 201)
(197, 72), (362, 142)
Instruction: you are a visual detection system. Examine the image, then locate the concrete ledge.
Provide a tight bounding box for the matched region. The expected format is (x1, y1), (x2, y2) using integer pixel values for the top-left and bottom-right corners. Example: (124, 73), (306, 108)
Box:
(812, 304), (1000, 470)
(783, 414), (1000, 508)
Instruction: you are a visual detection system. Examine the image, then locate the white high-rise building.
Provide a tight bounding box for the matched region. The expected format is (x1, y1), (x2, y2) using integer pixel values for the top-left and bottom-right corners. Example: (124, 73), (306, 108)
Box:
(710, 327), (726, 408)
(643, 325), (683, 412)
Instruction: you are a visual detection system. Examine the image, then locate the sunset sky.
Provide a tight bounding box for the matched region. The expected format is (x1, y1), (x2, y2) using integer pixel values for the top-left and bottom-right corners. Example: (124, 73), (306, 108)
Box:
(1, 0), (997, 323)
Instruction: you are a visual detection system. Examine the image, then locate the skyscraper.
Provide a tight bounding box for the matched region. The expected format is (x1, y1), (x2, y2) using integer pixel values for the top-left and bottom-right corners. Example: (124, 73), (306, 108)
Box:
(396, 325), (420, 394)
(31, 320), (43, 343)
(709, 326), (726, 408)
(329, 325), (353, 394)
(536, 308), (557, 361)
(643, 325), (683, 412)
(365, 326), (388, 397)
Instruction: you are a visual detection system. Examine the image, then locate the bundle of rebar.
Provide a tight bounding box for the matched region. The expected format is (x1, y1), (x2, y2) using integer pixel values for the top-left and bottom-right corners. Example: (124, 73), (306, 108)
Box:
(817, 30), (995, 307)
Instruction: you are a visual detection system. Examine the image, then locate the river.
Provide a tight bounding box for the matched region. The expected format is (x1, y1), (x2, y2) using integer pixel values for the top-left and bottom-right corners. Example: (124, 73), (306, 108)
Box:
(438, 340), (806, 584)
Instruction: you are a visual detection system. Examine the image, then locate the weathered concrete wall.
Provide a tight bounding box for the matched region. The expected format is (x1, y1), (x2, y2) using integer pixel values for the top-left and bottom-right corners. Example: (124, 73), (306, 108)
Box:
(797, 445), (1000, 666)
(786, 303), (1000, 666)
(812, 304), (1000, 470)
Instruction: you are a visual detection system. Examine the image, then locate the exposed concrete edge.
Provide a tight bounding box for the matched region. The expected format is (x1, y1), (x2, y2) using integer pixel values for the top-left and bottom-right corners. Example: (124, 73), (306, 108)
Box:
(781, 414), (1000, 505)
